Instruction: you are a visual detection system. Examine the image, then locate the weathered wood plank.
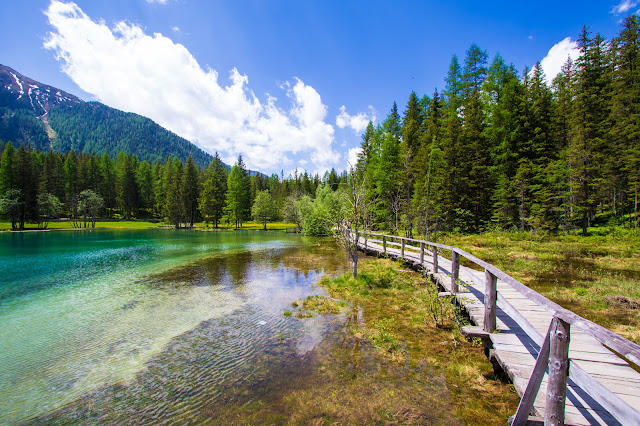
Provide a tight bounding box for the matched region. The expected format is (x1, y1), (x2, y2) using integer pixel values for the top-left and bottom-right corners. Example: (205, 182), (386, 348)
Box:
(491, 342), (628, 364)
(512, 322), (552, 426)
(484, 269), (497, 333)
(461, 325), (491, 339)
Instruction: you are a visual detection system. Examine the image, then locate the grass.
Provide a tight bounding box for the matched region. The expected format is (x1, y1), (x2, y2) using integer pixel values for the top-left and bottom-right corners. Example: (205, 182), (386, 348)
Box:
(201, 221), (297, 231)
(0, 220), (297, 232)
(0, 220), (163, 231)
(311, 258), (519, 423)
(437, 228), (640, 343)
(285, 295), (349, 318)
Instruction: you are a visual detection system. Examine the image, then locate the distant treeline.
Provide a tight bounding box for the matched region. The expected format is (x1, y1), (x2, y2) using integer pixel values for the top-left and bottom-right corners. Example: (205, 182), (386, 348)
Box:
(353, 17), (640, 237)
(0, 141), (345, 230)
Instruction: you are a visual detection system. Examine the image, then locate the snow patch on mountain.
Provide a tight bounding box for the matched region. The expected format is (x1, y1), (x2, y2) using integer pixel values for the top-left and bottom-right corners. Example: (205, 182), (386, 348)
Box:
(10, 72), (23, 99)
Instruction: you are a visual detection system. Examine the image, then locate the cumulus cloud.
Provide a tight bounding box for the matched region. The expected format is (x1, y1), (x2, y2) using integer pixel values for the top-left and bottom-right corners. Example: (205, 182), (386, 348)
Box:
(347, 147), (361, 169)
(146, 0), (168, 4)
(336, 105), (376, 134)
(612, 0), (639, 14)
(43, 1), (340, 173)
(539, 37), (581, 85)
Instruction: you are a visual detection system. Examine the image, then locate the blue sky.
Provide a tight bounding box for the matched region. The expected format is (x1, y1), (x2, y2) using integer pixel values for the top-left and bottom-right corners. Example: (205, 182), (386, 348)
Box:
(0, 1), (637, 175)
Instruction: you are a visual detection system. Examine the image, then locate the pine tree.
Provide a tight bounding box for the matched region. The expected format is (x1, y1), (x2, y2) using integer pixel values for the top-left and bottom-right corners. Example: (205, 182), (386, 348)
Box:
(164, 157), (183, 227)
(610, 15), (640, 231)
(136, 160), (154, 214)
(39, 150), (64, 200)
(442, 55), (465, 228)
(225, 155), (250, 228)
(115, 152), (138, 219)
(0, 141), (16, 196)
(402, 91), (424, 237)
(199, 153), (227, 227)
(63, 150), (79, 214)
(569, 26), (611, 234)
(483, 56), (523, 227)
(375, 105), (403, 232)
(100, 153), (116, 216)
(459, 89), (491, 231)
(182, 154), (200, 227)
(413, 89), (445, 237)
(463, 43), (489, 96)
(13, 145), (37, 229)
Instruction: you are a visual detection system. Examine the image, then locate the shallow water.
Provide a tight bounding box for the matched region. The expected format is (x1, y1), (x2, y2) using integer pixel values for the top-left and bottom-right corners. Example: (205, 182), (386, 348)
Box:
(0, 229), (346, 423)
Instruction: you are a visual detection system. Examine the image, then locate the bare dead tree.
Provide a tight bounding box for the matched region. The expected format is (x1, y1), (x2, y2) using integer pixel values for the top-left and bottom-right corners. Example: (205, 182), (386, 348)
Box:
(333, 165), (376, 279)
(389, 191), (401, 234)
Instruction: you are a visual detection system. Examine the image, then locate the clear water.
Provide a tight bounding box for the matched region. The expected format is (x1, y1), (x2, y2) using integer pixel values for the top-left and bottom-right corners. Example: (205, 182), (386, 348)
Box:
(0, 229), (345, 423)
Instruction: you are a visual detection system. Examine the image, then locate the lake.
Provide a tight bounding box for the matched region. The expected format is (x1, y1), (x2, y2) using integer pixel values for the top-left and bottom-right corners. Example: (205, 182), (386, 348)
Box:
(0, 229), (346, 423)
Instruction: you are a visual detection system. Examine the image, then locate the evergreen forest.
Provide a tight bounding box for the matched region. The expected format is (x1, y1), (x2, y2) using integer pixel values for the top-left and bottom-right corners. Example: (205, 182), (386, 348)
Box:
(0, 141), (342, 231)
(1, 18), (639, 236)
(354, 18), (640, 237)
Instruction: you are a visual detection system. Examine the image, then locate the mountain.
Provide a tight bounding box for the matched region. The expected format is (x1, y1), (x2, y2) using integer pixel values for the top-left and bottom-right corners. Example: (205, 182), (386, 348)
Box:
(0, 64), (217, 169)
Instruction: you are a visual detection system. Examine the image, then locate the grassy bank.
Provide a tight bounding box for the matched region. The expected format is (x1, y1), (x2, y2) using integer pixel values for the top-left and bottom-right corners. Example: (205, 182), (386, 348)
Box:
(0, 220), (297, 232)
(0, 220), (163, 231)
(438, 229), (640, 344)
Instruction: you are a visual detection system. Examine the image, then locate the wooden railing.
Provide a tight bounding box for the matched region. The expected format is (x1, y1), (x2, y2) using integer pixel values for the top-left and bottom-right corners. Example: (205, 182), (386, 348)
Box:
(359, 231), (640, 425)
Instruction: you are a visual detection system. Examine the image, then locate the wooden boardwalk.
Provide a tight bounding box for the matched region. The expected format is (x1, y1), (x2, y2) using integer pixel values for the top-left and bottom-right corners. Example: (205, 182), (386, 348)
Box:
(356, 232), (640, 426)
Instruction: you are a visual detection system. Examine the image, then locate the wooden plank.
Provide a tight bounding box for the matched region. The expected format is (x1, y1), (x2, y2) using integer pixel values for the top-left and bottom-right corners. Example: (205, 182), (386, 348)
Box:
(491, 342), (627, 365)
(572, 359), (640, 381)
(461, 325), (491, 339)
(512, 321), (552, 426)
(570, 362), (640, 425)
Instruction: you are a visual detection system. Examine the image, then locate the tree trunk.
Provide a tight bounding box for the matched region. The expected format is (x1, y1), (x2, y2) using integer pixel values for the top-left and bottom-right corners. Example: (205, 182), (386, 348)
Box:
(635, 185), (638, 235)
(352, 258), (358, 279)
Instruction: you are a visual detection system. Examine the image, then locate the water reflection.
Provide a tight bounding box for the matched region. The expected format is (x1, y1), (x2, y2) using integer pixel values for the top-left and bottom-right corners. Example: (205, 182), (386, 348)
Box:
(12, 232), (347, 424)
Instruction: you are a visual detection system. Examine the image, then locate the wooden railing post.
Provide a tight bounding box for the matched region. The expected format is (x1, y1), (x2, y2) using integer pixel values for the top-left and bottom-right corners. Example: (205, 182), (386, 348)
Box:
(383, 236), (387, 255)
(433, 246), (438, 273)
(546, 317), (571, 426)
(451, 250), (459, 293)
(419, 242), (425, 265)
(401, 238), (405, 258)
(484, 269), (497, 332)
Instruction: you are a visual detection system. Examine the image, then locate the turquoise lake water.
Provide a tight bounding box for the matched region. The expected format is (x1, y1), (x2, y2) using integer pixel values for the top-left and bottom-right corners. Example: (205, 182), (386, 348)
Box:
(0, 229), (345, 423)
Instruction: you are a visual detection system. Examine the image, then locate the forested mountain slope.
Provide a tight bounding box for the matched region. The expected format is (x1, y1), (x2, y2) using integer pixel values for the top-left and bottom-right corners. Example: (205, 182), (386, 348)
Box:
(0, 64), (216, 169)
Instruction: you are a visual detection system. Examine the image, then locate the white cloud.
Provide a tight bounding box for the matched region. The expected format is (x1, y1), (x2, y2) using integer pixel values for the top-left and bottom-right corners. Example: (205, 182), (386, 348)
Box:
(612, 0), (639, 14)
(347, 147), (361, 169)
(539, 37), (581, 85)
(336, 105), (376, 134)
(146, 0), (168, 4)
(170, 26), (180, 33)
(43, 1), (340, 173)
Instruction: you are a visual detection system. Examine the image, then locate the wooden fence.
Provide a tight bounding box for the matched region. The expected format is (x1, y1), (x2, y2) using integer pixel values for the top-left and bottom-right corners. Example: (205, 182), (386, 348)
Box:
(358, 230), (640, 425)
